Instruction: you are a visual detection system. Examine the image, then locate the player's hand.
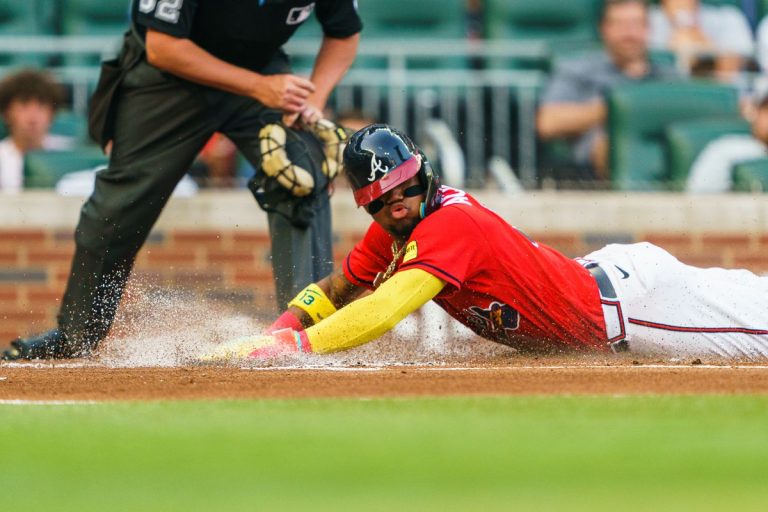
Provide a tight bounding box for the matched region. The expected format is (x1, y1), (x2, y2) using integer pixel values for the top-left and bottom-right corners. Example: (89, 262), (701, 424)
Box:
(254, 74), (315, 113)
(196, 328), (304, 363)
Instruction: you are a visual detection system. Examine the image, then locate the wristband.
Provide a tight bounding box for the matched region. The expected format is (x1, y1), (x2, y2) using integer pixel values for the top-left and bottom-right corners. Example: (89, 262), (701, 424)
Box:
(287, 283), (337, 324)
(272, 328), (313, 354)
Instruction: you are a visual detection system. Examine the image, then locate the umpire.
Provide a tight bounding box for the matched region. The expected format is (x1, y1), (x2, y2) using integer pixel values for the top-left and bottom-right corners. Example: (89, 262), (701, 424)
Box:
(2, 0), (362, 360)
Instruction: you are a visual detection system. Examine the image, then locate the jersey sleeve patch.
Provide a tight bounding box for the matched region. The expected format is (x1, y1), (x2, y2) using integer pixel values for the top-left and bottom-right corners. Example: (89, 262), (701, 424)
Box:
(402, 241), (418, 263)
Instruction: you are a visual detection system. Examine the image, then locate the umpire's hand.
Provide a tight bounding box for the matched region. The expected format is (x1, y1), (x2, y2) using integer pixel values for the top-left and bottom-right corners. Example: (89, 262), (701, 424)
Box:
(282, 104), (324, 128)
(254, 74), (315, 114)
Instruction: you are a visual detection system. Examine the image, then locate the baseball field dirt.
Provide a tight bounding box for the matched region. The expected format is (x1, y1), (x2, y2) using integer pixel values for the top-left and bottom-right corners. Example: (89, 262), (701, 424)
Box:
(3, 354), (768, 401)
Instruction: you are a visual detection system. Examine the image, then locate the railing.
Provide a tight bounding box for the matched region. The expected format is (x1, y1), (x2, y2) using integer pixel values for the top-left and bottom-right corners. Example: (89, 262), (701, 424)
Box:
(0, 36), (559, 188)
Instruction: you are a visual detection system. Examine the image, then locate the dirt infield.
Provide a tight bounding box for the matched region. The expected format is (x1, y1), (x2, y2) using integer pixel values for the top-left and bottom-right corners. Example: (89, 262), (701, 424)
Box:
(3, 355), (768, 401)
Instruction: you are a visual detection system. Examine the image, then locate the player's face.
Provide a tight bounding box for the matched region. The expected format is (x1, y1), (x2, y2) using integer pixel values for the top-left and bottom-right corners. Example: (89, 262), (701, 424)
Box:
(369, 177), (424, 239)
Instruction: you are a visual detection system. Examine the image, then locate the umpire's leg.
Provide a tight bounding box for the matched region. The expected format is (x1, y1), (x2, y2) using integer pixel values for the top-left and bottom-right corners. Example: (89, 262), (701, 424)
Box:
(267, 189), (333, 308)
(224, 101), (334, 310)
(58, 62), (214, 353)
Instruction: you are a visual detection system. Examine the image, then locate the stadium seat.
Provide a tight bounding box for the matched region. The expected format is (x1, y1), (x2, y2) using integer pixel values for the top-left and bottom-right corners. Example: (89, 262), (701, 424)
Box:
(50, 110), (89, 142)
(0, 1), (51, 66)
(731, 157), (768, 192)
(24, 146), (108, 188)
(607, 81), (740, 190)
(61, 0), (130, 65)
(664, 117), (750, 189)
(354, 0), (468, 69)
(0, 2), (38, 34)
(484, 0), (601, 69)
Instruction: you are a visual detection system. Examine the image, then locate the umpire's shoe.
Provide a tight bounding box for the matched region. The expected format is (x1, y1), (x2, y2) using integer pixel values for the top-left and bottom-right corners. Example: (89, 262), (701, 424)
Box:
(2, 329), (85, 361)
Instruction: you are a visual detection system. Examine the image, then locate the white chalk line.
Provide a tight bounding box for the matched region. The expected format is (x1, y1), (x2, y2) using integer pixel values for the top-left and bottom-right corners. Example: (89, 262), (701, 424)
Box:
(236, 364), (768, 371)
(0, 399), (98, 405)
(3, 363), (768, 372)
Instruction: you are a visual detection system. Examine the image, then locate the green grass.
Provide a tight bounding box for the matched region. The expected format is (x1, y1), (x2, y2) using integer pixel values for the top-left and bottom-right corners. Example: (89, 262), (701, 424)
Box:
(1, 396), (767, 512)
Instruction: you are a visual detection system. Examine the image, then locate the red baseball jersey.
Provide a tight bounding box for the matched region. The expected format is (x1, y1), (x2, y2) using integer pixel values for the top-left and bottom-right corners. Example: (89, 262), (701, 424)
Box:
(343, 186), (608, 351)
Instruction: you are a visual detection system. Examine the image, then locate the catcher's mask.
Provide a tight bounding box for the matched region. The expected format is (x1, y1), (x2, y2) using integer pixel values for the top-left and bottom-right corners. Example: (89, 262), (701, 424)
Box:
(343, 124), (441, 217)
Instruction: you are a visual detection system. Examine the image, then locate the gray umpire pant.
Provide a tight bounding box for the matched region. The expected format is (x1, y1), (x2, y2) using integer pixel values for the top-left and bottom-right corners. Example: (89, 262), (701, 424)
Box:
(58, 57), (333, 351)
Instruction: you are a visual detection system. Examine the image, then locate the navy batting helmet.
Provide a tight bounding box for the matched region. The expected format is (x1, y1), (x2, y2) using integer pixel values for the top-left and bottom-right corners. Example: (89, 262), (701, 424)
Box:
(343, 124), (441, 217)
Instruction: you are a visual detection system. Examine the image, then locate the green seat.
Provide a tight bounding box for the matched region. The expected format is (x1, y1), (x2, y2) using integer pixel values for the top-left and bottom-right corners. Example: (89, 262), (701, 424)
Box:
(665, 116), (751, 189)
(0, 2), (37, 34)
(61, 0), (130, 65)
(24, 146), (108, 188)
(607, 81), (740, 190)
(704, 0), (745, 6)
(732, 158), (768, 192)
(50, 110), (89, 142)
(0, 1), (50, 66)
(356, 0), (468, 69)
(485, 0), (601, 69)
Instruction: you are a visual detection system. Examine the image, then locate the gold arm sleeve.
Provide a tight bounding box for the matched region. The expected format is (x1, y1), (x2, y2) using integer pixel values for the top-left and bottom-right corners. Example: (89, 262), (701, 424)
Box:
(305, 268), (445, 354)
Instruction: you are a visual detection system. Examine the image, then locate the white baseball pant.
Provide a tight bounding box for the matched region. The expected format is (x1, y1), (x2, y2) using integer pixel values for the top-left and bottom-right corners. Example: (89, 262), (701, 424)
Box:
(583, 242), (768, 360)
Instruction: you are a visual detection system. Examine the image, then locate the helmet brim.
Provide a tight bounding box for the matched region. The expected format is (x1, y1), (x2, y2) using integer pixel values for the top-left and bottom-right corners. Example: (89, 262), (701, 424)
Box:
(352, 155), (421, 207)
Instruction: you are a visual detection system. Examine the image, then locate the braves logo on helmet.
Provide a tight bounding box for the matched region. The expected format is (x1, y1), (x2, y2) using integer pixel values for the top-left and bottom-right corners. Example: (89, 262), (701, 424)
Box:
(368, 154), (391, 182)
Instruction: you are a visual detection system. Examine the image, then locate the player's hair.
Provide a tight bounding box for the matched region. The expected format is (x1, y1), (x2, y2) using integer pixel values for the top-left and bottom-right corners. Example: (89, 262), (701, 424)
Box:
(0, 68), (64, 114)
(601, 0), (649, 22)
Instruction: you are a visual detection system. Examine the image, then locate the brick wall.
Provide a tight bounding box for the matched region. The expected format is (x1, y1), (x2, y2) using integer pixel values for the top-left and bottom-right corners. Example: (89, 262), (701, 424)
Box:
(3, 226), (768, 341)
(0, 227), (365, 341)
(4, 190), (768, 343)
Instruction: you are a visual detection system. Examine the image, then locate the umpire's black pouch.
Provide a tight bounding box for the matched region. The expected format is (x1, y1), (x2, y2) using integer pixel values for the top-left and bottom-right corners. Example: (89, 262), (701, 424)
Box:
(87, 30), (145, 149)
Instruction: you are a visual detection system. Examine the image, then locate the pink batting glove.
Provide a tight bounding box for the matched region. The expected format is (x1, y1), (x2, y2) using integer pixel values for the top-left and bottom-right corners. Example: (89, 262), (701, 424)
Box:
(249, 328), (312, 359)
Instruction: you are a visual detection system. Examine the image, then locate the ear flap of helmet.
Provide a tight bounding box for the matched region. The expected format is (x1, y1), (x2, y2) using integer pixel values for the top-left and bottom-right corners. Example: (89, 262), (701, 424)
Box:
(417, 150), (442, 218)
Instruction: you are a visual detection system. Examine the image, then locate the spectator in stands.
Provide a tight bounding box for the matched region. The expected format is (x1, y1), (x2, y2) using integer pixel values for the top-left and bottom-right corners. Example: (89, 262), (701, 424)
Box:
(0, 69), (71, 193)
(188, 132), (239, 188)
(686, 91), (768, 193)
(755, 14), (768, 72)
(649, 0), (753, 81)
(335, 108), (377, 132)
(537, 0), (677, 181)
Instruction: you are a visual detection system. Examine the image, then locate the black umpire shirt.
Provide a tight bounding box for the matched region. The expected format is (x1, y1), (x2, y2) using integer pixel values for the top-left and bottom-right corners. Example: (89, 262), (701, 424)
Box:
(132, 0), (363, 72)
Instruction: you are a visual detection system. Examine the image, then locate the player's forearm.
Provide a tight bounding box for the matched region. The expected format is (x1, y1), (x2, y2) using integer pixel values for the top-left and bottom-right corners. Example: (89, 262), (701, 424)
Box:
(305, 268), (445, 353)
(307, 34), (359, 108)
(145, 30), (266, 99)
(536, 100), (606, 139)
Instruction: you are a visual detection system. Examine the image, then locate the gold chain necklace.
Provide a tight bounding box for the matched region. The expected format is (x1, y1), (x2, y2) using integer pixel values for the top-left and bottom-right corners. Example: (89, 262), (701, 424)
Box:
(373, 240), (406, 288)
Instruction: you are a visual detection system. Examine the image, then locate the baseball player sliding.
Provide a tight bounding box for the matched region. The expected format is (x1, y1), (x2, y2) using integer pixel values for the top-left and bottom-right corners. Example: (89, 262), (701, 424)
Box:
(203, 124), (768, 362)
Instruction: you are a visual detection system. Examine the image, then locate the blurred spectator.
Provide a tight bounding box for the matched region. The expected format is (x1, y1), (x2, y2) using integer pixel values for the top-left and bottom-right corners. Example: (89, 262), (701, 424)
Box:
(335, 108), (377, 132)
(188, 132), (239, 188)
(649, 0), (753, 81)
(686, 92), (768, 193)
(740, 0), (761, 32)
(537, 0), (677, 180)
(755, 16), (768, 71)
(0, 69), (72, 193)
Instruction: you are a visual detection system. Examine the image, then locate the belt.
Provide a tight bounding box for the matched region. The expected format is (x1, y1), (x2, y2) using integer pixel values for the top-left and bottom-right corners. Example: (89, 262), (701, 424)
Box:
(585, 263), (627, 351)
(586, 263), (617, 299)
